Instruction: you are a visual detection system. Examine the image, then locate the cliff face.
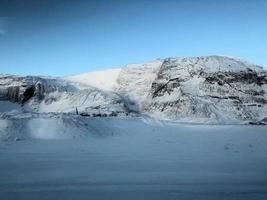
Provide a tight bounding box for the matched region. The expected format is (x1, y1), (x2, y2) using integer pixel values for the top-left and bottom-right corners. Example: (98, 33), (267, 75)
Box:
(0, 76), (36, 103)
(0, 75), (72, 104)
(0, 56), (266, 124)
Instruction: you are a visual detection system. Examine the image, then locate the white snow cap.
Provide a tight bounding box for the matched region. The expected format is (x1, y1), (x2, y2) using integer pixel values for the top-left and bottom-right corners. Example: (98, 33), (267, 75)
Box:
(65, 68), (121, 91)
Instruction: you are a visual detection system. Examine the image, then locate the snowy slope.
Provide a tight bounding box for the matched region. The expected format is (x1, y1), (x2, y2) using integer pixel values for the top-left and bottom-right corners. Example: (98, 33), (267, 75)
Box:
(116, 60), (163, 110)
(0, 74), (132, 116)
(37, 88), (129, 115)
(65, 68), (121, 91)
(145, 56), (266, 123)
(0, 56), (266, 124)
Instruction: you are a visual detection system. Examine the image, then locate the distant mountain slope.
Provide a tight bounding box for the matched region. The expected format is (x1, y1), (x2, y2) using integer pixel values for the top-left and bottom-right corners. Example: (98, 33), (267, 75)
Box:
(144, 56), (266, 123)
(0, 56), (266, 124)
(65, 68), (121, 91)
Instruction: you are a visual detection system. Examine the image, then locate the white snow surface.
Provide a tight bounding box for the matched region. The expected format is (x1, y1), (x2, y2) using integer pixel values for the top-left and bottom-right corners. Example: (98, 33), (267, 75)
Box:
(65, 68), (121, 91)
(0, 115), (267, 200)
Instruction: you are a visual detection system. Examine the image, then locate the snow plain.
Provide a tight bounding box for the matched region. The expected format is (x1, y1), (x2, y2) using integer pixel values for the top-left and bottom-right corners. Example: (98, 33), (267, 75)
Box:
(0, 116), (267, 200)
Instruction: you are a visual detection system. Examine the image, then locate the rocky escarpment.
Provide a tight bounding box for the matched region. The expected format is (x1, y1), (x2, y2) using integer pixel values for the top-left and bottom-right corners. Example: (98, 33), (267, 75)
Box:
(144, 56), (267, 123)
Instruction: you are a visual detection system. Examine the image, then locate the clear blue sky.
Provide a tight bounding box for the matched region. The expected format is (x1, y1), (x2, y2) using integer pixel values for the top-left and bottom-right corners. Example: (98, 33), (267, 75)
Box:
(0, 0), (266, 76)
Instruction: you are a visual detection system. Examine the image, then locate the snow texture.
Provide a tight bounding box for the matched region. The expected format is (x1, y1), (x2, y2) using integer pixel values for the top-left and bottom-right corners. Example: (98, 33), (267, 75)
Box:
(0, 117), (267, 200)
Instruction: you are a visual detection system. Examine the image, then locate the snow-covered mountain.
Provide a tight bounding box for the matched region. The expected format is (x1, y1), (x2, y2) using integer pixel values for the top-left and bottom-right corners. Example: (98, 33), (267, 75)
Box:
(0, 56), (266, 124)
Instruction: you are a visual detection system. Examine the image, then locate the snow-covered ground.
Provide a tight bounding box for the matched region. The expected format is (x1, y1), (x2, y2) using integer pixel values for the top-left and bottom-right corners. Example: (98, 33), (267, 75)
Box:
(0, 117), (267, 200)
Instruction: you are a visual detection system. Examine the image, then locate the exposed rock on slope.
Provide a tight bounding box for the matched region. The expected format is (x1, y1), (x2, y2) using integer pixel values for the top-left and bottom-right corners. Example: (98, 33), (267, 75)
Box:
(0, 75), (73, 104)
(116, 60), (163, 111)
(142, 56), (266, 123)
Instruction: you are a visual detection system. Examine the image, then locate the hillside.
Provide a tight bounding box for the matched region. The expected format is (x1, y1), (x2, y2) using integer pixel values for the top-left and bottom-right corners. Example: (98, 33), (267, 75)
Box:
(0, 56), (266, 124)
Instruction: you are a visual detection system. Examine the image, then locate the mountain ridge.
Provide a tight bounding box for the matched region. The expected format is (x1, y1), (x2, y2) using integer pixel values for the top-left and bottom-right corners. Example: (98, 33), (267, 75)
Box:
(0, 55), (266, 124)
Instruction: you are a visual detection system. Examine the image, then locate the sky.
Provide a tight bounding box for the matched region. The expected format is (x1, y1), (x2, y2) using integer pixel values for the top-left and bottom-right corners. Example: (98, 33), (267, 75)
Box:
(0, 0), (266, 76)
